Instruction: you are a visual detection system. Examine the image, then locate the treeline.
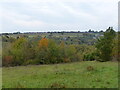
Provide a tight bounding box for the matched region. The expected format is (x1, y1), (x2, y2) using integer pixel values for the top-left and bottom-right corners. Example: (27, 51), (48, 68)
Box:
(2, 37), (96, 66)
(1, 30), (103, 35)
(2, 27), (119, 66)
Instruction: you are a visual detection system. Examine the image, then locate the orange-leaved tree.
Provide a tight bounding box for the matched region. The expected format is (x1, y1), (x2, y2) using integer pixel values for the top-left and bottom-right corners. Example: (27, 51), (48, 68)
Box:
(36, 37), (49, 64)
(38, 37), (48, 49)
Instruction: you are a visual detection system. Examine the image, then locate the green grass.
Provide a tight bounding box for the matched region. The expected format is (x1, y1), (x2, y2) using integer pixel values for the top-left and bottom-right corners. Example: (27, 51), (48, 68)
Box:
(0, 68), (2, 89)
(2, 61), (118, 88)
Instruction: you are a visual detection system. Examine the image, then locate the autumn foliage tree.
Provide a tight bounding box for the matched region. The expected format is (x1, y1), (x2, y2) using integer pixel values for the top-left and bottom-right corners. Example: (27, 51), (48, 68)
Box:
(38, 37), (48, 49)
(3, 37), (35, 66)
(36, 37), (49, 64)
(36, 37), (62, 64)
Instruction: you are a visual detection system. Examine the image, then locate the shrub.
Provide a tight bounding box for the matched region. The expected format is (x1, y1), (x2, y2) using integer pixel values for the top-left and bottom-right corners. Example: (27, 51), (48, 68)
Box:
(23, 59), (41, 65)
(83, 53), (96, 61)
(64, 58), (71, 63)
(50, 82), (66, 88)
(3, 56), (13, 66)
(86, 66), (94, 71)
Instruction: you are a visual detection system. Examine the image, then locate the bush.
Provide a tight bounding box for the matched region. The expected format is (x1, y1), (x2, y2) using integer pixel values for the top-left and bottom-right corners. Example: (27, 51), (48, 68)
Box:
(83, 53), (96, 61)
(3, 56), (13, 66)
(64, 58), (71, 63)
(23, 59), (39, 65)
(86, 66), (94, 71)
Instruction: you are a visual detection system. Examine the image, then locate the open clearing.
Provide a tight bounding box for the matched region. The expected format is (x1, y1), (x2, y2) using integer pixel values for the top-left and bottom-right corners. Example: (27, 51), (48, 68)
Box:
(2, 61), (118, 88)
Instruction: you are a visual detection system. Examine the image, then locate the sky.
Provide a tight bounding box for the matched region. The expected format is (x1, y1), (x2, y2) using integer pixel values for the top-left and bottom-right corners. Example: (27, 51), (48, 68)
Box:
(119, 1), (120, 30)
(0, 0), (119, 33)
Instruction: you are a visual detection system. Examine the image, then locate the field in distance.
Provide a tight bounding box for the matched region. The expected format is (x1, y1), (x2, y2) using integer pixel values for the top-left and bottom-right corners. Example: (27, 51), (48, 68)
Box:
(2, 61), (118, 88)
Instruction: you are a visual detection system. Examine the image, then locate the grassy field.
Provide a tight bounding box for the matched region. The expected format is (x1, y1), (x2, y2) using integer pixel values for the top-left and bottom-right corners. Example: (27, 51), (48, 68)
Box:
(2, 61), (118, 88)
(0, 68), (2, 89)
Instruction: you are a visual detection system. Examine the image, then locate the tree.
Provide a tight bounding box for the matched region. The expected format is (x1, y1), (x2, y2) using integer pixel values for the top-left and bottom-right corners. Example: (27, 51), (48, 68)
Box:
(65, 45), (77, 62)
(48, 40), (60, 63)
(38, 37), (48, 49)
(11, 37), (27, 65)
(9, 37), (35, 66)
(36, 37), (49, 64)
(95, 27), (116, 61)
(112, 32), (120, 61)
(36, 38), (61, 64)
(59, 41), (66, 62)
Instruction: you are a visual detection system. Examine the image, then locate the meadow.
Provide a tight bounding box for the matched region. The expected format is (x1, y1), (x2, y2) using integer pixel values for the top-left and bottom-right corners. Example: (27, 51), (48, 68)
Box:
(2, 61), (118, 88)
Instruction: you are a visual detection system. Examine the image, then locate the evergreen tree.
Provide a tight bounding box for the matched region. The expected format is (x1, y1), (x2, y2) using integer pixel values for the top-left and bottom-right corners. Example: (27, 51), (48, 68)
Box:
(95, 27), (116, 61)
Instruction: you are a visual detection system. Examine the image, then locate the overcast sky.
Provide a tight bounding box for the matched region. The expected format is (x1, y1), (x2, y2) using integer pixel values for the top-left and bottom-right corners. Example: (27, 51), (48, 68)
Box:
(0, 0), (119, 33)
